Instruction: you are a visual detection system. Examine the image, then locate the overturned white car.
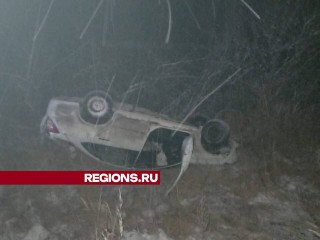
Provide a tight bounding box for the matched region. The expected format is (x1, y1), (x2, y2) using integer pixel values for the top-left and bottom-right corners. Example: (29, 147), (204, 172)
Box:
(40, 91), (237, 170)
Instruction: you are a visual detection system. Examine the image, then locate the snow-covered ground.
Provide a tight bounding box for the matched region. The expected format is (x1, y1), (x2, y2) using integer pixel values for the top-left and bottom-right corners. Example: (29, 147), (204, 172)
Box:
(0, 140), (319, 240)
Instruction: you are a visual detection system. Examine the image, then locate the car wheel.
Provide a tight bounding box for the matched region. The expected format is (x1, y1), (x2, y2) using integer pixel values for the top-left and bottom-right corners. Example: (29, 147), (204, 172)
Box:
(201, 119), (230, 148)
(80, 91), (113, 124)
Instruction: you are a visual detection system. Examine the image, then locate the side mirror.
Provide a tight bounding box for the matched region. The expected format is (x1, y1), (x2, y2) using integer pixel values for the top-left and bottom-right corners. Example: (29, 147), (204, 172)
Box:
(166, 135), (193, 196)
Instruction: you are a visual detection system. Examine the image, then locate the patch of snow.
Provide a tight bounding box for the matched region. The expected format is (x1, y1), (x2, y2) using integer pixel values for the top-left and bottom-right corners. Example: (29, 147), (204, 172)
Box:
(24, 199), (41, 224)
(45, 191), (60, 205)
(248, 193), (273, 205)
(142, 209), (155, 218)
(180, 199), (190, 207)
(180, 196), (199, 207)
(156, 203), (169, 214)
(123, 229), (173, 240)
(23, 224), (49, 240)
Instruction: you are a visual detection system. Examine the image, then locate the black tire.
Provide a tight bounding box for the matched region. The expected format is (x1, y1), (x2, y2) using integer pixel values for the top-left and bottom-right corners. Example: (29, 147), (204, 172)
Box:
(201, 119), (230, 148)
(80, 91), (113, 124)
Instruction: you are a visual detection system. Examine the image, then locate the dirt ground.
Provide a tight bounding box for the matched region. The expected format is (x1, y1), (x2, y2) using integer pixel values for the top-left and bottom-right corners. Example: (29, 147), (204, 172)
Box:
(0, 130), (319, 240)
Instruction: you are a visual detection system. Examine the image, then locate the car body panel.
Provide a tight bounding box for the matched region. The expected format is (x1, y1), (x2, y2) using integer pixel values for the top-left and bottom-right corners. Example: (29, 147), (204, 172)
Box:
(41, 97), (238, 167)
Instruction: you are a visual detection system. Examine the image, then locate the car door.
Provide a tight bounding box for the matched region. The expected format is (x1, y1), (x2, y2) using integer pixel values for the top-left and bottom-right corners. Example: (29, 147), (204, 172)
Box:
(97, 113), (151, 152)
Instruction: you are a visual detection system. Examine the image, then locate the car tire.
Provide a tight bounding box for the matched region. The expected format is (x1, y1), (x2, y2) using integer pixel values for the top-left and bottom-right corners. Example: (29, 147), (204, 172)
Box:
(80, 91), (113, 124)
(201, 119), (230, 149)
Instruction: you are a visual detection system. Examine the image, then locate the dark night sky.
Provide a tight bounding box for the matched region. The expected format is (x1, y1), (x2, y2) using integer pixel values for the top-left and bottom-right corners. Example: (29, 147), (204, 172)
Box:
(0, 0), (319, 129)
